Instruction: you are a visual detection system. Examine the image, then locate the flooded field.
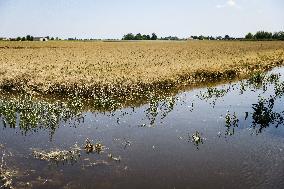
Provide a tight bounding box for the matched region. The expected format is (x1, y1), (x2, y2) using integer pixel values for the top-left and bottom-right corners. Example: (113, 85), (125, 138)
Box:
(1, 67), (284, 189)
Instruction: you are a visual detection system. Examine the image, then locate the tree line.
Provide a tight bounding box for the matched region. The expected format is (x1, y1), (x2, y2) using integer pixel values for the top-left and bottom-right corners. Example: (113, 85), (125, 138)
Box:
(190, 35), (235, 40)
(122, 33), (158, 40)
(2, 31), (284, 41)
(245, 31), (284, 41)
(7, 35), (58, 41)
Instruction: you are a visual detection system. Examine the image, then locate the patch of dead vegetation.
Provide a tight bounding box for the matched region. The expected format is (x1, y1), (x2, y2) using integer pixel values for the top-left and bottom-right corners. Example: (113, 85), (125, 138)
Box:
(0, 148), (17, 189)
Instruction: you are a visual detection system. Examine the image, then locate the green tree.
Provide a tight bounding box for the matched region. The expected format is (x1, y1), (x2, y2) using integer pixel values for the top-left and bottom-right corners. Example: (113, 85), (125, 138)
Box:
(245, 32), (253, 40)
(122, 33), (135, 40)
(224, 35), (230, 40)
(198, 35), (204, 40)
(151, 33), (157, 40)
(254, 31), (272, 40)
(272, 31), (284, 40)
(26, 35), (31, 41)
(135, 33), (143, 40)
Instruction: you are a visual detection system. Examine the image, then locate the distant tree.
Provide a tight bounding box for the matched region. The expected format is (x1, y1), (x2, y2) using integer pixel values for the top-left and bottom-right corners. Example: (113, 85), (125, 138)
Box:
(224, 35), (230, 40)
(254, 31), (272, 40)
(16, 37), (21, 41)
(151, 33), (158, 40)
(21, 37), (26, 41)
(51, 37), (55, 40)
(142, 34), (151, 40)
(26, 35), (31, 41)
(245, 32), (254, 40)
(161, 36), (180, 40)
(25, 35), (34, 41)
(46, 36), (50, 40)
(122, 33), (135, 40)
(216, 36), (222, 40)
(272, 31), (284, 40)
(135, 33), (143, 40)
(198, 35), (204, 40)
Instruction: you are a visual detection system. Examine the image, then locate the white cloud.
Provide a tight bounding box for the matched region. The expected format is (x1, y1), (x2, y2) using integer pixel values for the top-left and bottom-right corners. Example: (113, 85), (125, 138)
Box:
(216, 0), (240, 9)
(227, 0), (236, 7)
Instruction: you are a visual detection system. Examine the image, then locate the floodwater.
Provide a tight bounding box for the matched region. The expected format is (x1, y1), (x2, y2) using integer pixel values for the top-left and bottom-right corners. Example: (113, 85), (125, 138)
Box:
(1, 68), (284, 189)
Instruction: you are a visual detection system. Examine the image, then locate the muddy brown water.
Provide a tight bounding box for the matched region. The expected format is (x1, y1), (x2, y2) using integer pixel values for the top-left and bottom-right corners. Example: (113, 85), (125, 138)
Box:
(1, 68), (284, 189)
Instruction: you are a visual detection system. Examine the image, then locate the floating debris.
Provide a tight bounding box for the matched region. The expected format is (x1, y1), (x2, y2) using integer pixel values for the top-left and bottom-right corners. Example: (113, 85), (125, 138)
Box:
(84, 160), (109, 168)
(108, 154), (121, 162)
(32, 144), (81, 163)
(84, 139), (104, 154)
(0, 152), (17, 189)
(191, 131), (204, 149)
(84, 138), (94, 153)
(95, 143), (103, 154)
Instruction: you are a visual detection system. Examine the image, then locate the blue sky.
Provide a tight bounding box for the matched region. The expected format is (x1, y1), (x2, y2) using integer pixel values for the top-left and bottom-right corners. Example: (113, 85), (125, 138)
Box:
(0, 0), (283, 39)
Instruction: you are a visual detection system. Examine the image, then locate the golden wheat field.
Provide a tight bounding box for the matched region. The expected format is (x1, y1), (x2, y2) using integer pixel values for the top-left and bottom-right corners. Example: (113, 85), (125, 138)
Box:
(0, 40), (284, 97)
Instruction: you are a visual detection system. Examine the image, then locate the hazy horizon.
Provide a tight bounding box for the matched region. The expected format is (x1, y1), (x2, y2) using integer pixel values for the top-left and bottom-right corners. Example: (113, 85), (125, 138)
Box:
(0, 0), (284, 39)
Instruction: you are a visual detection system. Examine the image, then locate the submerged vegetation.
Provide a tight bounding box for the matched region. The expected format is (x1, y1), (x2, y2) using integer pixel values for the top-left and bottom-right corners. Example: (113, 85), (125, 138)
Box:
(0, 148), (17, 189)
(0, 71), (284, 139)
(198, 72), (284, 136)
(32, 144), (81, 164)
(0, 93), (83, 138)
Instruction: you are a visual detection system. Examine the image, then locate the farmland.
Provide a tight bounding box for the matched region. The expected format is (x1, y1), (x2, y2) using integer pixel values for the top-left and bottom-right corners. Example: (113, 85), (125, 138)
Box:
(0, 40), (284, 100)
(1, 40), (284, 188)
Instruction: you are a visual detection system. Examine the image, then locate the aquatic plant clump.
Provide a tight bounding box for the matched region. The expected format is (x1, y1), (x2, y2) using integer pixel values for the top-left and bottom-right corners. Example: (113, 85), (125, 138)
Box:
(84, 138), (105, 154)
(32, 144), (81, 163)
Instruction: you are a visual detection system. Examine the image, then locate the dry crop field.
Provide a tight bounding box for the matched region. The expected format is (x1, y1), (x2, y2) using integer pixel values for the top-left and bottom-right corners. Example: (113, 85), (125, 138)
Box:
(0, 40), (284, 98)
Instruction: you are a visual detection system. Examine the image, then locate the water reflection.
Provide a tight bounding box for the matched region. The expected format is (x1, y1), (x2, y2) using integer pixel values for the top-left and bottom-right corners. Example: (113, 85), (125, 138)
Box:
(0, 94), (84, 139)
(224, 111), (239, 136)
(252, 96), (284, 134)
(198, 72), (284, 136)
(1, 69), (284, 188)
(0, 70), (284, 142)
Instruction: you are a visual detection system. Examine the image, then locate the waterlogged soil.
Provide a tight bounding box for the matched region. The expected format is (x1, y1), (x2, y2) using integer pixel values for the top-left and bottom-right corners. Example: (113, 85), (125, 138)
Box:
(1, 68), (284, 189)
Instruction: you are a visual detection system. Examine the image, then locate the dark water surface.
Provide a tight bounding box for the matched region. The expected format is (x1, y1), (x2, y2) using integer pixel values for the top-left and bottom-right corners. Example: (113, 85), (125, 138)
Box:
(1, 68), (284, 189)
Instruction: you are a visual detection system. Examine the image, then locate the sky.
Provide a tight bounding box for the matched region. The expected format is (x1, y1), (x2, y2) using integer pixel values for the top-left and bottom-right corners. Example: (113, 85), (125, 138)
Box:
(0, 0), (283, 39)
